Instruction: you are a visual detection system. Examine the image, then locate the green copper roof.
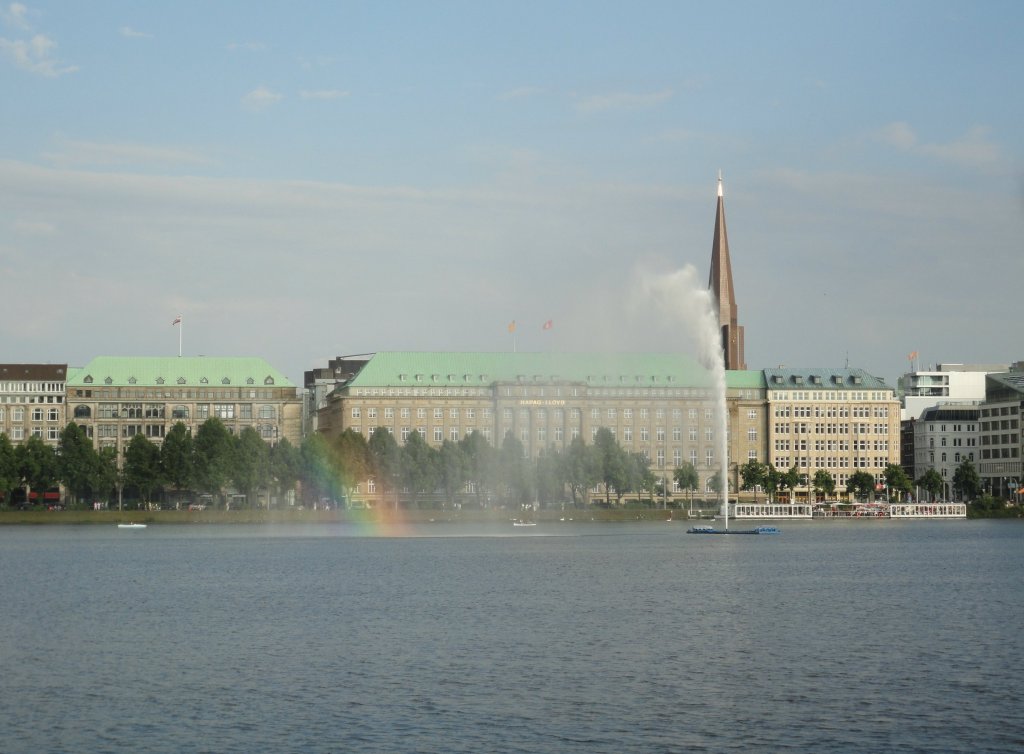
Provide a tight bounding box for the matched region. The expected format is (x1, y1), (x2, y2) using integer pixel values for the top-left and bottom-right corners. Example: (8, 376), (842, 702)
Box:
(345, 352), (763, 389)
(762, 367), (891, 391)
(67, 356), (294, 388)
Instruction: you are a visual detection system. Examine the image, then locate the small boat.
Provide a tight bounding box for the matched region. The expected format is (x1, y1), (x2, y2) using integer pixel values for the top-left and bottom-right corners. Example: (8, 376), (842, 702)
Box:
(117, 523), (147, 529)
(513, 520), (537, 527)
(687, 525), (780, 535)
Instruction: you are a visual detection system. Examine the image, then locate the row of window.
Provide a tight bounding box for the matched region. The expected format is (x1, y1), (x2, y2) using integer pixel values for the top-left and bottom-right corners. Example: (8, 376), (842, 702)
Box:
(774, 423), (893, 435)
(775, 406), (890, 418)
(349, 405), (753, 422)
(776, 439), (890, 451)
(773, 456), (890, 469)
(0, 407), (61, 422)
(78, 404), (279, 420)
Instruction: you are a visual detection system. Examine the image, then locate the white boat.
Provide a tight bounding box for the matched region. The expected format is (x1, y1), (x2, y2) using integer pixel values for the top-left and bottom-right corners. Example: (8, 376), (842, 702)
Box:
(512, 520), (537, 527)
(117, 523), (147, 529)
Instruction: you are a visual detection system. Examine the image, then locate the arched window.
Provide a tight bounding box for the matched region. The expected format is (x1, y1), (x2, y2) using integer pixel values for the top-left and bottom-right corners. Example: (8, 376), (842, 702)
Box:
(73, 405), (92, 419)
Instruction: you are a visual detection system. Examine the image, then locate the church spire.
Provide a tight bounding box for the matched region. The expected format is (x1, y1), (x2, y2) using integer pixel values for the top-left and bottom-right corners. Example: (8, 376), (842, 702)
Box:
(708, 172), (746, 370)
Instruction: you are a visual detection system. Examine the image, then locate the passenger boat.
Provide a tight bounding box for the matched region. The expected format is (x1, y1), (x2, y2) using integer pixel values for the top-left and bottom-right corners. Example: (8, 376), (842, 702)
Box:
(117, 523), (147, 529)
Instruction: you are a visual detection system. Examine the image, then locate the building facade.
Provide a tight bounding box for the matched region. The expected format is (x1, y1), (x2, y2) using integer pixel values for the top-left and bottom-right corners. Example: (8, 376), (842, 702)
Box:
(764, 368), (901, 500)
(0, 364), (69, 446)
(911, 405), (979, 498)
(65, 356), (302, 453)
(316, 352), (767, 499)
(977, 367), (1024, 499)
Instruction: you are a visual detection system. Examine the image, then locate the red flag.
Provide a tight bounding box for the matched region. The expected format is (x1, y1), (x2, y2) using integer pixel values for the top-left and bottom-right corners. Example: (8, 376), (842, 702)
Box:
(507, 320), (516, 333)
(172, 315), (182, 326)
(542, 319), (553, 330)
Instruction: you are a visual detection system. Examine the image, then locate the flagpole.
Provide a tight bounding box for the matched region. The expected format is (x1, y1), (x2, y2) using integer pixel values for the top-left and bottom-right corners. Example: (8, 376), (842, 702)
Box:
(179, 317), (182, 357)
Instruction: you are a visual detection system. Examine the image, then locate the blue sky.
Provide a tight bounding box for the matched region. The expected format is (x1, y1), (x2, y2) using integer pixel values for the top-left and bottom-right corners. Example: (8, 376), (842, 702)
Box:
(1, 1), (1021, 387)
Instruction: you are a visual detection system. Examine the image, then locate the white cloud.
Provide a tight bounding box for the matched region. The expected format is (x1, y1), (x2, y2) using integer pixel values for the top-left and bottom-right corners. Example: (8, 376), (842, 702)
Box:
(574, 88), (673, 113)
(243, 85), (282, 109)
(119, 26), (152, 39)
(0, 32), (77, 76)
(41, 137), (212, 169)
(873, 121), (1004, 172)
(299, 89), (349, 100)
(2, 2), (30, 29)
(498, 86), (543, 101)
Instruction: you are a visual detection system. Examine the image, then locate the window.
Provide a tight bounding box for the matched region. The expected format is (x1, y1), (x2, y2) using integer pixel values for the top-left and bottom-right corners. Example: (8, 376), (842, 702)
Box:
(47, 408), (59, 421)
(259, 405), (276, 420)
(434, 426), (443, 442)
(32, 408), (43, 421)
(196, 404), (210, 420)
(352, 407), (361, 418)
(239, 404), (252, 420)
(214, 404), (234, 419)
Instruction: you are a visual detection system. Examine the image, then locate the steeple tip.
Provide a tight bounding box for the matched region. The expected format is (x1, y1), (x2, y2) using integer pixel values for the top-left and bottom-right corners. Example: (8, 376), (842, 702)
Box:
(717, 170), (723, 198)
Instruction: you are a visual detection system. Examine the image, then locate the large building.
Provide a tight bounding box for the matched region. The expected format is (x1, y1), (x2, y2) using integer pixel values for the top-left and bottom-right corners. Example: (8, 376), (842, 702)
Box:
(899, 362), (1008, 421)
(708, 174), (745, 370)
(316, 351), (766, 498)
(0, 363), (69, 446)
(312, 353), (899, 504)
(764, 368), (901, 500)
(977, 365), (1024, 498)
(65, 356), (302, 453)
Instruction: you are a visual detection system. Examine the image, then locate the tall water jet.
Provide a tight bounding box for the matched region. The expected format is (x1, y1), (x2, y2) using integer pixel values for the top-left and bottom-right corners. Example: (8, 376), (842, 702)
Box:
(643, 265), (729, 525)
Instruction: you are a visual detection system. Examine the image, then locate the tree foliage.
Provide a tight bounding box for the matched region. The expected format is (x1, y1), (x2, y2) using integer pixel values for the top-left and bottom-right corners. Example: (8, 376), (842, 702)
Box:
(952, 458), (982, 501)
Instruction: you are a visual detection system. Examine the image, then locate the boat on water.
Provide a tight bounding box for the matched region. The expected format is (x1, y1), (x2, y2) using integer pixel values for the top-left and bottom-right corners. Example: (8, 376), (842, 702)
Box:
(687, 525), (780, 535)
(512, 520), (537, 527)
(117, 523), (147, 529)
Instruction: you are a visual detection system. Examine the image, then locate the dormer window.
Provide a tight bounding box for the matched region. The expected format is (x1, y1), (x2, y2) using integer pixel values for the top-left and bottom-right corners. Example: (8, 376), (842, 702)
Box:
(200, 377), (209, 384)
(264, 376), (274, 385)
(246, 377), (255, 385)
(156, 377), (165, 385)
(84, 375), (93, 384)
(177, 377), (186, 385)
(222, 377), (230, 385)
(104, 377), (113, 385)
(128, 377), (137, 384)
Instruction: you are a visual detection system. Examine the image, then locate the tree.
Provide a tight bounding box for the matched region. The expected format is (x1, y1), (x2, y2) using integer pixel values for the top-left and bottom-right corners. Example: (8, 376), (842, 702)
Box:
(812, 469), (836, 501)
(0, 433), (18, 506)
(593, 427), (628, 504)
(460, 430), (496, 507)
(232, 427), (270, 508)
(631, 453), (657, 505)
(57, 422), (99, 505)
(334, 429), (369, 505)
(952, 458), (982, 501)
(497, 433), (531, 508)
(401, 429), (439, 507)
(883, 464), (912, 502)
(707, 470), (723, 495)
(368, 427), (403, 509)
(438, 439), (467, 508)
(193, 418), (234, 506)
(300, 433), (335, 505)
(269, 437), (302, 507)
(739, 460), (767, 502)
(563, 437), (600, 507)
(781, 465), (802, 501)
(90, 447), (119, 506)
(916, 468), (945, 502)
(123, 434), (163, 505)
(16, 435), (57, 505)
(534, 447), (564, 507)
(846, 470), (876, 502)
(674, 461), (699, 512)
(160, 422), (194, 505)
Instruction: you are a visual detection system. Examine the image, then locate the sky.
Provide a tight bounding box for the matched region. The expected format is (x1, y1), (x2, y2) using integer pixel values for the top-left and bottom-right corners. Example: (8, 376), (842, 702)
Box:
(1, 1), (1021, 389)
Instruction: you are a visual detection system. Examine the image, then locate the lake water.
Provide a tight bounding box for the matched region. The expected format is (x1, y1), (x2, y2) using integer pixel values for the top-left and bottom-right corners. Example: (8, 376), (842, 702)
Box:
(2, 520), (1022, 753)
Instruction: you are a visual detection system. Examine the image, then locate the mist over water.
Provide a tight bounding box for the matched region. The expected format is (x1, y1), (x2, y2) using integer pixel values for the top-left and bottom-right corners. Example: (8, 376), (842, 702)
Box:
(640, 265), (729, 518)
